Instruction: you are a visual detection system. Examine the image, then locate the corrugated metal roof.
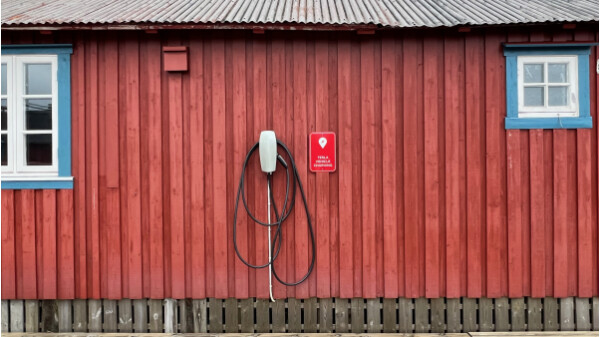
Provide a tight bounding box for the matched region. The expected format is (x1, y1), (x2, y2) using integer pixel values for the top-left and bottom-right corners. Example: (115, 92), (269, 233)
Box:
(2, 0), (598, 28)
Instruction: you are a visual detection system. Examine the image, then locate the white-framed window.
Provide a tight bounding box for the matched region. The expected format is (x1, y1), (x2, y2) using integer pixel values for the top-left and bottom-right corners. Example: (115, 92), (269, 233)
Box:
(1, 55), (59, 177)
(517, 55), (578, 118)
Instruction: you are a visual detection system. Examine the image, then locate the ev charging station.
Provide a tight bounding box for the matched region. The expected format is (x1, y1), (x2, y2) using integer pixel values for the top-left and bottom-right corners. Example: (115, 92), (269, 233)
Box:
(233, 131), (316, 301)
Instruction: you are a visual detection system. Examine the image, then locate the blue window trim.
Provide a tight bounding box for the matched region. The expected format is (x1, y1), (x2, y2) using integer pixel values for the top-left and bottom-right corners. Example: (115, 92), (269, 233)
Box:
(504, 44), (595, 130)
(1, 44), (73, 190)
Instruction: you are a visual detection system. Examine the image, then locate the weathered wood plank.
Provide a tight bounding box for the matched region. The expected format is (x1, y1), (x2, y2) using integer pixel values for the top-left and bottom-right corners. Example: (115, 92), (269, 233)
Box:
(238, 299), (253, 333)
(72, 300), (87, 332)
(255, 299), (269, 333)
(350, 298), (363, 333)
(148, 299), (163, 333)
(319, 298), (333, 332)
(447, 298), (461, 333)
(495, 297), (510, 331)
(192, 299), (207, 333)
(334, 298), (349, 332)
(178, 299), (193, 333)
(132, 299), (147, 333)
(271, 300), (285, 333)
(382, 298), (396, 333)
(87, 300), (102, 332)
(287, 298), (301, 333)
(398, 298), (412, 333)
(118, 299), (133, 332)
(430, 298), (445, 333)
(527, 298), (543, 331)
(40, 300), (58, 333)
(414, 298), (429, 333)
(365, 298), (380, 332)
(304, 298), (318, 333)
(479, 298), (494, 332)
(103, 300), (117, 332)
(208, 298), (221, 333)
(58, 300), (72, 332)
(575, 298), (591, 331)
(10, 300), (24, 332)
(2, 301), (9, 332)
(463, 298), (477, 332)
(224, 298), (238, 333)
(592, 297), (599, 331)
(543, 297), (559, 331)
(163, 299), (176, 333)
(511, 298), (526, 331)
(25, 300), (39, 332)
(561, 297), (576, 331)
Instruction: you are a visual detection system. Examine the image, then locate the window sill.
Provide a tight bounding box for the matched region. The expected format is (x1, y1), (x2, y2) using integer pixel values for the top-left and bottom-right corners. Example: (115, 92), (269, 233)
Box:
(505, 116), (592, 129)
(1, 176), (73, 189)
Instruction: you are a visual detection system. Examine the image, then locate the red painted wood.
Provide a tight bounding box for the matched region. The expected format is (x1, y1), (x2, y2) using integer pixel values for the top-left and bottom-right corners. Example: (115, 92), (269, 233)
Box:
(382, 35), (399, 298)
(1, 190), (16, 298)
(1, 28), (598, 300)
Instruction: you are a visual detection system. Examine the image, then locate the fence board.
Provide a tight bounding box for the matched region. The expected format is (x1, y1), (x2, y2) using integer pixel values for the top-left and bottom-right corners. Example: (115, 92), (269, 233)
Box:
(207, 298), (221, 333)
(118, 299), (133, 332)
(398, 298), (412, 333)
(58, 300), (71, 332)
(163, 299), (176, 333)
(287, 298), (301, 332)
(272, 300), (285, 332)
(25, 300), (39, 332)
(224, 298), (238, 333)
(593, 297), (599, 331)
(255, 299), (269, 333)
(463, 298), (477, 332)
(430, 298), (445, 333)
(495, 297), (510, 331)
(366, 298), (380, 332)
(1, 301), (8, 332)
(40, 300), (57, 333)
(527, 298), (543, 331)
(334, 298), (349, 332)
(239, 299), (253, 333)
(575, 298), (591, 331)
(72, 300), (87, 332)
(148, 299), (163, 333)
(103, 300), (117, 332)
(350, 298), (363, 332)
(319, 298), (333, 332)
(479, 298), (494, 332)
(87, 300), (102, 332)
(132, 299), (147, 333)
(192, 299), (207, 333)
(9, 300), (24, 332)
(511, 298), (526, 331)
(447, 298), (461, 333)
(178, 299), (193, 333)
(382, 298), (396, 332)
(304, 298), (317, 333)
(414, 298), (429, 333)
(561, 297), (575, 331)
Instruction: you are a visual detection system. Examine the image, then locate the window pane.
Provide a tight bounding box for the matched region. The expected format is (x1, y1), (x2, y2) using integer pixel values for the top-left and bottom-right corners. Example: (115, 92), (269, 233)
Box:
(1, 64), (6, 96)
(26, 134), (52, 165)
(25, 63), (52, 95)
(1, 134), (6, 166)
(548, 63), (568, 83)
(1, 99), (6, 131)
(25, 98), (52, 130)
(524, 64), (544, 83)
(524, 86), (544, 106)
(548, 86), (568, 106)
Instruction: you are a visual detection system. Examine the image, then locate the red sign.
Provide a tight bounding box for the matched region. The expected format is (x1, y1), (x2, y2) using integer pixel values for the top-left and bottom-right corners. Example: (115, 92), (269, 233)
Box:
(309, 132), (336, 172)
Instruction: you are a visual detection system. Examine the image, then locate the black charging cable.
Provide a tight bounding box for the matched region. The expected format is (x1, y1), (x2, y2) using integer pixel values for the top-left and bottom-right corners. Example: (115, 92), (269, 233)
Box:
(232, 139), (316, 286)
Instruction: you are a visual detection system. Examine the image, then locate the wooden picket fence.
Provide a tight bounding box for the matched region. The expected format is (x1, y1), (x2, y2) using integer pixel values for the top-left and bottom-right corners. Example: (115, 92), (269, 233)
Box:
(1, 297), (598, 333)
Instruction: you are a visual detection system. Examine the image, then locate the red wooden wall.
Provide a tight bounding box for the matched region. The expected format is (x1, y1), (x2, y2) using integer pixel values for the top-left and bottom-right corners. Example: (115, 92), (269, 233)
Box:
(1, 25), (598, 300)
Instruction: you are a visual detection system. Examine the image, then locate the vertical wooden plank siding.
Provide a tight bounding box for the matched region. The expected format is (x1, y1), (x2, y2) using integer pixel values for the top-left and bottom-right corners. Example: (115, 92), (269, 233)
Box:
(0, 27), (598, 300)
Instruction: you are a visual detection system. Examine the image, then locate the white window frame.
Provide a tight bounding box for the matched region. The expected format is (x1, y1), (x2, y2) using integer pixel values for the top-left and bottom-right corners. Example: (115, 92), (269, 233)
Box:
(1, 54), (59, 177)
(517, 55), (579, 118)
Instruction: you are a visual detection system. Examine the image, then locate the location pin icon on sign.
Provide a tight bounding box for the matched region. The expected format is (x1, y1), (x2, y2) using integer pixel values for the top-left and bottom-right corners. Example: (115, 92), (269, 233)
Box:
(319, 137), (327, 149)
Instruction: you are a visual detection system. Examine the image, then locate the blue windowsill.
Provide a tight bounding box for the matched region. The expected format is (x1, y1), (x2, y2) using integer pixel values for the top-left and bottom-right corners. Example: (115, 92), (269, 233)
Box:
(1, 177), (74, 189)
(505, 116), (593, 129)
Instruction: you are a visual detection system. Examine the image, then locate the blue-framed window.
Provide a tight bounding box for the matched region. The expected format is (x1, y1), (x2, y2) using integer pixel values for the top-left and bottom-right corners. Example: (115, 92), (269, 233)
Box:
(1, 44), (73, 189)
(504, 43), (596, 129)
